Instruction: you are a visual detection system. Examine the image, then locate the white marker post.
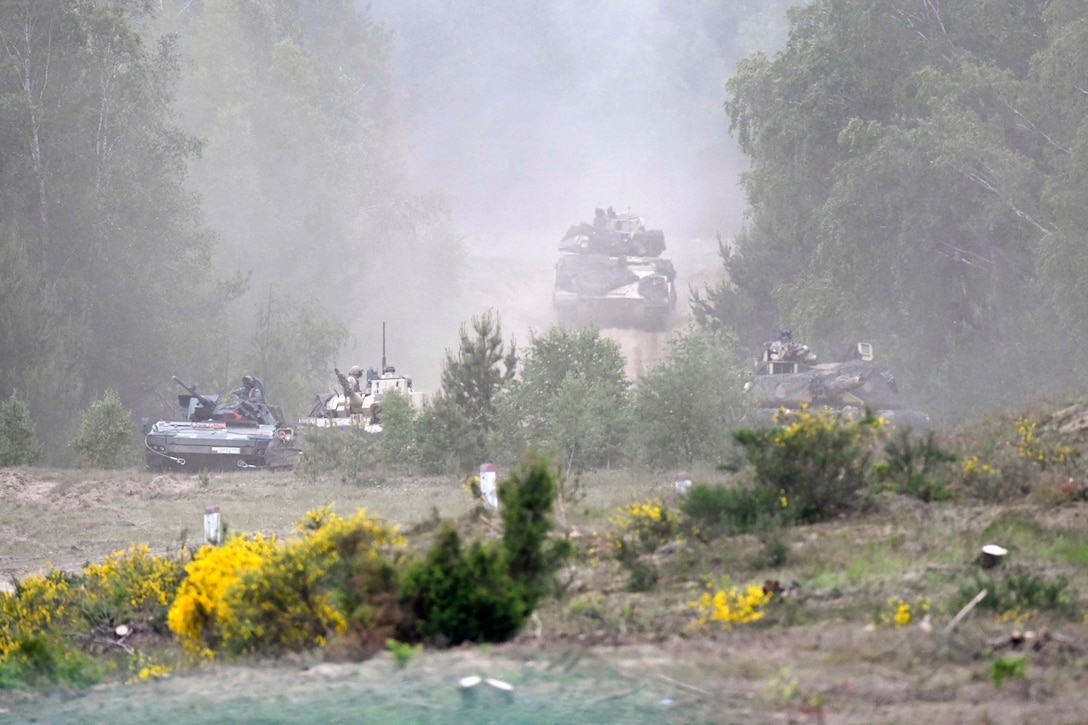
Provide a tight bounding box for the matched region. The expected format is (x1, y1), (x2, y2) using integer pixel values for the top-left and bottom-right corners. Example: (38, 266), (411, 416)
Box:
(204, 505), (221, 545)
(480, 463), (498, 509)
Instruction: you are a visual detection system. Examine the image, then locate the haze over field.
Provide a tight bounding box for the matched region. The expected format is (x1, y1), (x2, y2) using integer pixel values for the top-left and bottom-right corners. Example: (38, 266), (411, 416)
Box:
(367, 0), (789, 255)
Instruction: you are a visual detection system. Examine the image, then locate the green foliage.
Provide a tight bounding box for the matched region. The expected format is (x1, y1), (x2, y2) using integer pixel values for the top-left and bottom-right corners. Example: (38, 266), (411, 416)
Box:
(70, 390), (135, 469)
(874, 429), (956, 502)
(399, 525), (527, 645)
(681, 483), (787, 540)
(0, 635), (103, 690)
(385, 638), (421, 669)
(632, 326), (753, 469)
(733, 409), (884, 522)
(375, 390), (418, 472)
(499, 458), (575, 606)
(989, 655), (1027, 690)
(0, 391), (41, 467)
(420, 312), (517, 473)
(504, 325), (630, 475)
(400, 457), (571, 645)
(295, 427), (378, 484)
(957, 569), (1077, 619)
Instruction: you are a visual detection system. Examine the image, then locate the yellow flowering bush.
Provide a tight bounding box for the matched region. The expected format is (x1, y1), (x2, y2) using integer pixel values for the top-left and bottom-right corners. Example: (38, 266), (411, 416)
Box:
(83, 544), (187, 624)
(733, 407), (885, 522)
(608, 498), (678, 555)
(167, 533), (277, 658)
(878, 595), (930, 627)
(168, 506), (405, 659)
(0, 569), (76, 661)
(688, 579), (773, 630)
(219, 507), (404, 656)
(1015, 417), (1072, 470)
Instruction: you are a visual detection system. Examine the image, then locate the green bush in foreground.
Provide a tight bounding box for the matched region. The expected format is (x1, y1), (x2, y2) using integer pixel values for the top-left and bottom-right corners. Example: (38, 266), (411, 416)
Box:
(400, 457), (572, 645)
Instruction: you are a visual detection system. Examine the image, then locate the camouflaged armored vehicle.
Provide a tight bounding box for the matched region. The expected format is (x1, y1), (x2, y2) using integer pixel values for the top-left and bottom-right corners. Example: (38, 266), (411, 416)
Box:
(144, 377), (301, 470)
(746, 342), (929, 427)
(553, 209), (677, 330)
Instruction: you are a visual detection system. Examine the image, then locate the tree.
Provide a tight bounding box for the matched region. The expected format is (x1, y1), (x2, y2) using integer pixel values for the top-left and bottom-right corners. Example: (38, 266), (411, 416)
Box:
(698, 0), (1088, 424)
(375, 389), (417, 473)
(632, 327), (752, 470)
(0, 1), (224, 458)
(505, 325), (629, 476)
(71, 390), (135, 469)
(244, 289), (348, 418)
(0, 391), (41, 467)
(418, 312), (516, 473)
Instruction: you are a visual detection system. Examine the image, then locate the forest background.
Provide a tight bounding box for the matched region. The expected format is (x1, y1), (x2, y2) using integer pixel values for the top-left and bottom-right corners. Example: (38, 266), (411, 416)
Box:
(2, 0), (1088, 466)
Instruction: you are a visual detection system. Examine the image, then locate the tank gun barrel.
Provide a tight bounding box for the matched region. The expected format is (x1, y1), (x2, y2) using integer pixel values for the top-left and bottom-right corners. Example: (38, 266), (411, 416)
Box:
(172, 376), (217, 411)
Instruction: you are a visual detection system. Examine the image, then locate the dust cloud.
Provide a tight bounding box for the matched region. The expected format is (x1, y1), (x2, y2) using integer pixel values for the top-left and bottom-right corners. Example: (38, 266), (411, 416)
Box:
(362, 1), (783, 385)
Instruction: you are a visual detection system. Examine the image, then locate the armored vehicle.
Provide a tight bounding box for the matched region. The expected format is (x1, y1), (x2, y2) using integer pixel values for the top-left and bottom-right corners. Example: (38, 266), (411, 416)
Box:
(746, 342), (929, 427)
(553, 209), (676, 330)
(300, 364), (425, 433)
(144, 377), (301, 470)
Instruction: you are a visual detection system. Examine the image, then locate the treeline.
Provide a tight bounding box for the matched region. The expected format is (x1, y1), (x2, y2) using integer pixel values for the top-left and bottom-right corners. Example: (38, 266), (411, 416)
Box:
(0, 0), (460, 461)
(695, 0), (1088, 424)
(300, 313), (754, 478)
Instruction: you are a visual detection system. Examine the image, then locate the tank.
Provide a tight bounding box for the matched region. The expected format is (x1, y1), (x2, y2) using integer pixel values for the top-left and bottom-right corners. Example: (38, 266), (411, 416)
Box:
(745, 342), (929, 427)
(144, 377), (301, 470)
(299, 364), (425, 433)
(553, 209), (677, 330)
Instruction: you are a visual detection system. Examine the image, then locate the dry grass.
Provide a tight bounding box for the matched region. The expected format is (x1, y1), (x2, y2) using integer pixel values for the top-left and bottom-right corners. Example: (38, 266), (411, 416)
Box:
(3, 395), (1088, 722)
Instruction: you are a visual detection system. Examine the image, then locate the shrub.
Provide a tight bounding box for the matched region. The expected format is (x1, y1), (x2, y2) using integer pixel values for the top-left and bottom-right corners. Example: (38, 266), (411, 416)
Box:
(956, 569), (1077, 619)
(82, 544), (187, 633)
(990, 655), (1027, 690)
(71, 389), (135, 468)
(733, 408), (884, 522)
(0, 549), (184, 690)
(498, 457), (574, 608)
(219, 508), (403, 656)
(400, 524), (527, 645)
(688, 577), (773, 630)
(609, 498), (680, 555)
(681, 483), (787, 540)
(295, 427), (378, 484)
(0, 391), (41, 467)
(874, 429), (955, 502)
(400, 457), (571, 645)
(167, 534), (277, 658)
(169, 508), (405, 659)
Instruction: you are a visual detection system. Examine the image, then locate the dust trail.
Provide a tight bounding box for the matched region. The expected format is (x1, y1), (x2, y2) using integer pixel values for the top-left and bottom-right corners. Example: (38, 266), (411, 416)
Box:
(459, 235), (725, 381)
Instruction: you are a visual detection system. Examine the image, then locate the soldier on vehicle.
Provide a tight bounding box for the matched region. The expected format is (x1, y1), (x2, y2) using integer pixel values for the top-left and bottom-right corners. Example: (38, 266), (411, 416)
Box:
(233, 375), (264, 403)
(768, 329), (815, 362)
(347, 365), (365, 393)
